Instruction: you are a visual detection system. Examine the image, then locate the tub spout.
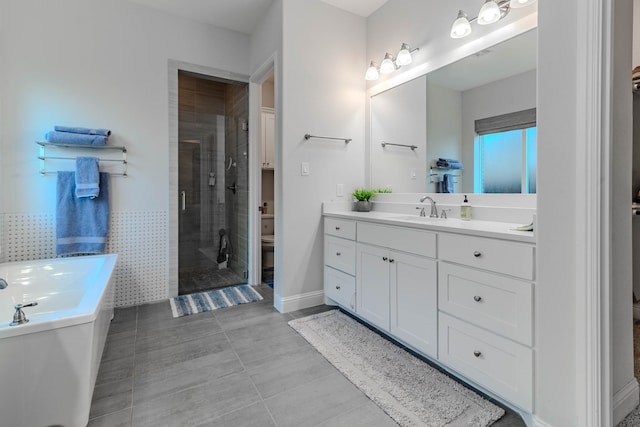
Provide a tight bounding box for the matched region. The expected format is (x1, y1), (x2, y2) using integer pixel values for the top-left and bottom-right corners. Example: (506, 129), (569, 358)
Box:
(0, 278), (6, 289)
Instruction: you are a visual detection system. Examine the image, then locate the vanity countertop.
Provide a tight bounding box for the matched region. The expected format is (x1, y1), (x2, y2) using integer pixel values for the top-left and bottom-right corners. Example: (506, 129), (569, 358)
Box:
(323, 210), (535, 244)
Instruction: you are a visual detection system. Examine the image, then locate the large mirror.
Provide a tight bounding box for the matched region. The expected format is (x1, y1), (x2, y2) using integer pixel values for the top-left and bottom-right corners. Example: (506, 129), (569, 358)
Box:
(370, 28), (537, 194)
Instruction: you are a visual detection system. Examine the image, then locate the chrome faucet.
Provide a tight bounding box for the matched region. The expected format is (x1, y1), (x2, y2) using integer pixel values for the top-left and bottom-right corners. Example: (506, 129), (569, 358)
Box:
(0, 278), (7, 289)
(419, 196), (438, 218)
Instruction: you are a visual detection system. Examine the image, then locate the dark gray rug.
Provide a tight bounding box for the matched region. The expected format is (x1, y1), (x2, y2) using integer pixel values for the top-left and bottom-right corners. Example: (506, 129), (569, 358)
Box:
(289, 310), (505, 427)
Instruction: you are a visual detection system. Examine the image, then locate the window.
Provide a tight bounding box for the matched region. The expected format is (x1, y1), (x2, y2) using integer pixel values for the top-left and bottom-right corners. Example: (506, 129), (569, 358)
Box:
(474, 108), (536, 194)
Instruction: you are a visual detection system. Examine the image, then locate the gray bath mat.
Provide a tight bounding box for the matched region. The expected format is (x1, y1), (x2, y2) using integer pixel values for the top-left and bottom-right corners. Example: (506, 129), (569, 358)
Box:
(289, 310), (505, 427)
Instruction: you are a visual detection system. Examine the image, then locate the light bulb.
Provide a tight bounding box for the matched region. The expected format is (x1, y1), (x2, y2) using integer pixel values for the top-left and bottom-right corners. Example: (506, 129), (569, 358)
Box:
(365, 61), (379, 81)
(510, 0), (537, 8)
(450, 10), (471, 38)
(395, 43), (413, 66)
(379, 53), (396, 74)
(478, 0), (501, 25)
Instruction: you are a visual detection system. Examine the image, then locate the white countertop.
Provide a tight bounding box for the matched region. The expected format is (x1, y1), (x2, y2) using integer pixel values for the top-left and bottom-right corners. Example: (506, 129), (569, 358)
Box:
(323, 210), (535, 243)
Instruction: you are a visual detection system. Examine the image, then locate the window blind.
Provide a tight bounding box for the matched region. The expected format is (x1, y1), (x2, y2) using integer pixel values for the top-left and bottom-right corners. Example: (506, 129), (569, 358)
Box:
(475, 108), (536, 135)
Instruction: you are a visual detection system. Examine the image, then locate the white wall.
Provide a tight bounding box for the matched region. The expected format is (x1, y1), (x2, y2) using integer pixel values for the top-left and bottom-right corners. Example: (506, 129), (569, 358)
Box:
(0, 0), (250, 305)
(278, 0), (366, 309)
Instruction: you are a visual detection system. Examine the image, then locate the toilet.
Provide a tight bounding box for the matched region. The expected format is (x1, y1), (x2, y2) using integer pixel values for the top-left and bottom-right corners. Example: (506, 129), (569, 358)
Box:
(261, 214), (275, 271)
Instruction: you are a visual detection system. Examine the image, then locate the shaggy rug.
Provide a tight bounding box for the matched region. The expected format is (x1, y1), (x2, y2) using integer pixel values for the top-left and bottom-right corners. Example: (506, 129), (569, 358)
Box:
(169, 284), (263, 318)
(289, 310), (505, 427)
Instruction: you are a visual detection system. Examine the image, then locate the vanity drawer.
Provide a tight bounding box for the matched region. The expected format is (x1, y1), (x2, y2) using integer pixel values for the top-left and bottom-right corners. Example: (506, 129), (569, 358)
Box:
(324, 235), (356, 275)
(357, 222), (436, 258)
(438, 262), (533, 345)
(324, 217), (356, 240)
(439, 312), (533, 412)
(438, 233), (534, 280)
(324, 266), (356, 310)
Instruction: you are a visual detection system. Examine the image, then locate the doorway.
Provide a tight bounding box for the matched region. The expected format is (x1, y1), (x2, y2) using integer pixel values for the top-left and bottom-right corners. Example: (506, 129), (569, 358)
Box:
(177, 71), (249, 295)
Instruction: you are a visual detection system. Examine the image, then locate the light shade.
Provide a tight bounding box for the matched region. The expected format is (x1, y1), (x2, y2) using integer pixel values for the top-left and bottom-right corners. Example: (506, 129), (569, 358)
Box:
(365, 61), (379, 81)
(477, 0), (501, 25)
(379, 53), (396, 74)
(450, 10), (471, 39)
(510, 0), (537, 8)
(395, 43), (413, 66)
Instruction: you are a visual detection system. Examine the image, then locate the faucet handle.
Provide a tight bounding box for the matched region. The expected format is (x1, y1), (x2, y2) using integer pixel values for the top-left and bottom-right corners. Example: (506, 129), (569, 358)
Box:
(416, 206), (426, 217)
(440, 208), (451, 219)
(11, 301), (38, 326)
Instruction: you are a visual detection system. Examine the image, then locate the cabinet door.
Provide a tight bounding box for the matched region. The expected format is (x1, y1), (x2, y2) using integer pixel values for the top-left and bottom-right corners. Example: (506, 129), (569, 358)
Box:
(390, 251), (438, 357)
(262, 111), (275, 168)
(356, 243), (390, 331)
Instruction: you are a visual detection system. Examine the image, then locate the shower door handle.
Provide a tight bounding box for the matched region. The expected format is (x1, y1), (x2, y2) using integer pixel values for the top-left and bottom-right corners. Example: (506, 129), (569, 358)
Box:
(180, 191), (186, 211)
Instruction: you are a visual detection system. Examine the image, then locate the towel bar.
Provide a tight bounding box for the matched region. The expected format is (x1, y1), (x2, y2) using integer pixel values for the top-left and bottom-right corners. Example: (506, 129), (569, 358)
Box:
(304, 134), (351, 143)
(381, 142), (418, 150)
(36, 141), (128, 177)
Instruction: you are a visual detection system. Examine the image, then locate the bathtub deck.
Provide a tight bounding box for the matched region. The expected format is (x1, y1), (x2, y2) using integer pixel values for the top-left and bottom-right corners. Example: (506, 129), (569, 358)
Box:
(88, 284), (526, 427)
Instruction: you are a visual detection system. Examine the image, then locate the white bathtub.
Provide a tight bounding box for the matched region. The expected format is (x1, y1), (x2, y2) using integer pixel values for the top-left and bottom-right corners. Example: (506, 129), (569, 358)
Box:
(0, 254), (118, 427)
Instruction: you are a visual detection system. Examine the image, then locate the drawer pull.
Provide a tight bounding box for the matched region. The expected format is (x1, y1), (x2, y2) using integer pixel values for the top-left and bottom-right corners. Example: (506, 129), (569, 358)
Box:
(473, 295), (482, 302)
(335, 226), (341, 230)
(336, 252), (341, 256)
(383, 257), (388, 261)
(473, 251), (482, 258)
(335, 285), (341, 290)
(389, 258), (395, 263)
(473, 351), (482, 358)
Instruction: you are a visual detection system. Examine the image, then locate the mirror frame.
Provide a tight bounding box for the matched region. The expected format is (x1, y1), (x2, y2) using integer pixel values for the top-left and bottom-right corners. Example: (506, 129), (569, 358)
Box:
(365, 13), (538, 192)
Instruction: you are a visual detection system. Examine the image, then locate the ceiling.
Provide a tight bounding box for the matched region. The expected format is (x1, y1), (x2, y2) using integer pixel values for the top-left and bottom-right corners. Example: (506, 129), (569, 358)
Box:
(128, 0), (388, 35)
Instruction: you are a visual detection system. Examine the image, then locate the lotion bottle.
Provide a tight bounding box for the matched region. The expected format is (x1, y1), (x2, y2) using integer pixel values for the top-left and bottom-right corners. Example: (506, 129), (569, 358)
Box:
(460, 195), (472, 220)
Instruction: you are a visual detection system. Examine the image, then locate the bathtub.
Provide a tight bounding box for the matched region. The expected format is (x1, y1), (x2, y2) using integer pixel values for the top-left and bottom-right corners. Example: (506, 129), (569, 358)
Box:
(0, 254), (118, 427)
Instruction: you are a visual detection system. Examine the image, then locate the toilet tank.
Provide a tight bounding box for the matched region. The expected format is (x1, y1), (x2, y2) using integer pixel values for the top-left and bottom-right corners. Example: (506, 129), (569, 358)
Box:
(261, 214), (274, 235)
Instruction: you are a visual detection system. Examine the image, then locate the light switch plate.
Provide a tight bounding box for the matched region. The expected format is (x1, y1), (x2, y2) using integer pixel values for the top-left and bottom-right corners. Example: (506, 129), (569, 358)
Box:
(411, 168), (416, 179)
(336, 184), (344, 197)
(301, 162), (310, 176)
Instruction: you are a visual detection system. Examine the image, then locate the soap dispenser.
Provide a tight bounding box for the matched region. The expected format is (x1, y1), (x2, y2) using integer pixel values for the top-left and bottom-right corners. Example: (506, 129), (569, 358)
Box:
(460, 195), (472, 220)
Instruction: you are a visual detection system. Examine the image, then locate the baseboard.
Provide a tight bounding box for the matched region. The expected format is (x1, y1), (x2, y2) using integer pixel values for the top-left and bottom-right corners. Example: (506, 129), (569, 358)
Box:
(273, 289), (325, 313)
(613, 377), (640, 425)
(532, 415), (554, 427)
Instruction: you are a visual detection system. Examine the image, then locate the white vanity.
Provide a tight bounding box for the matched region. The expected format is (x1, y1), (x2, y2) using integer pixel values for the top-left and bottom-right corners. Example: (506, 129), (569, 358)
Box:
(323, 209), (536, 415)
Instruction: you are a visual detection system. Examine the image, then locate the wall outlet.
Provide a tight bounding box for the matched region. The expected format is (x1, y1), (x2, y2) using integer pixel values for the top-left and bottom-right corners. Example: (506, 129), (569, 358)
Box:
(336, 184), (344, 197)
(301, 162), (310, 176)
(411, 168), (417, 180)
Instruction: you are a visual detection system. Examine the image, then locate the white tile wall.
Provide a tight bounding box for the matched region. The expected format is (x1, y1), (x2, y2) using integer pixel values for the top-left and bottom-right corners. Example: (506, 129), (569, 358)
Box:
(2, 211), (168, 307)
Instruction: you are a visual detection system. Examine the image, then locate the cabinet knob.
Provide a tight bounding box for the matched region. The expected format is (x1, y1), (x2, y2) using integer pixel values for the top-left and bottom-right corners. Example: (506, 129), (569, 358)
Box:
(335, 226), (341, 230)
(336, 252), (341, 256)
(473, 351), (482, 358)
(473, 251), (482, 258)
(336, 285), (341, 290)
(382, 257), (388, 261)
(473, 295), (482, 302)
(389, 259), (395, 263)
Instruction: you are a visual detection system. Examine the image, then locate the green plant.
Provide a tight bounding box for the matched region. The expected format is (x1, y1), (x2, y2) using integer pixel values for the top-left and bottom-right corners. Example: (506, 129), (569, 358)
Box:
(352, 188), (375, 201)
(374, 187), (392, 194)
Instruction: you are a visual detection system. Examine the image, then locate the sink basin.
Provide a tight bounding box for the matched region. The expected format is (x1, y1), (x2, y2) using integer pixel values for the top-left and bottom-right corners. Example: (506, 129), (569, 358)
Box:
(388, 215), (448, 222)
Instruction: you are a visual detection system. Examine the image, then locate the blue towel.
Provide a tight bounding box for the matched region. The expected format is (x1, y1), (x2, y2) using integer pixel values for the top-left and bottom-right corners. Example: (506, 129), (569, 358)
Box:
(45, 131), (107, 146)
(54, 125), (111, 136)
(443, 173), (454, 193)
(56, 171), (110, 256)
(75, 157), (100, 199)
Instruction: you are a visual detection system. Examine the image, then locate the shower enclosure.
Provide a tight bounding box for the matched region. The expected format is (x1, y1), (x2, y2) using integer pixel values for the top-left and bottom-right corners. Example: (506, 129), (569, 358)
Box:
(178, 71), (249, 295)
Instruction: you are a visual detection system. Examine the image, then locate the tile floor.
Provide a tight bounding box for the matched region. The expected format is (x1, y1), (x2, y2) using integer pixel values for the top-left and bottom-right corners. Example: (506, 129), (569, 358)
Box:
(88, 284), (526, 426)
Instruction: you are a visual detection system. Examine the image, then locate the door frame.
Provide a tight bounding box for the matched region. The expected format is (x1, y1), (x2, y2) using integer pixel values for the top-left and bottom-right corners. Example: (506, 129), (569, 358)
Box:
(167, 60), (249, 298)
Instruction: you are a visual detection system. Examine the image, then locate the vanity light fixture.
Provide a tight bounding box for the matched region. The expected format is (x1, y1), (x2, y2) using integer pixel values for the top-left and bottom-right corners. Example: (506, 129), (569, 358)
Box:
(365, 43), (419, 81)
(450, 0), (536, 39)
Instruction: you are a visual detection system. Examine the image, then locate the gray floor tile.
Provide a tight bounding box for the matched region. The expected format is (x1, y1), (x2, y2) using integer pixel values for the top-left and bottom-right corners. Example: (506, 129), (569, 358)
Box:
(131, 372), (261, 427)
(203, 401), (276, 427)
(133, 345), (244, 405)
(88, 408), (132, 427)
(102, 330), (136, 362)
(315, 400), (399, 427)
(248, 346), (336, 399)
(96, 354), (135, 385)
(265, 372), (372, 427)
(214, 299), (290, 331)
(89, 377), (133, 419)
(135, 316), (222, 352)
(137, 301), (219, 332)
(231, 326), (310, 367)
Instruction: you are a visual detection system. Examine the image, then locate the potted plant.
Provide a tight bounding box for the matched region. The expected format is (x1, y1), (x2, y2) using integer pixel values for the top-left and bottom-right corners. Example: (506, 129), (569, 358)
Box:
(352, 188), (376, 212)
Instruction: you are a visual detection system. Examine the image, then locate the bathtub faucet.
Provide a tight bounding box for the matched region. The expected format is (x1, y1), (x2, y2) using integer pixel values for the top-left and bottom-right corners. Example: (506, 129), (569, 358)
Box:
(0, 278), (7, 289)
(10, 302), (38, 326)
